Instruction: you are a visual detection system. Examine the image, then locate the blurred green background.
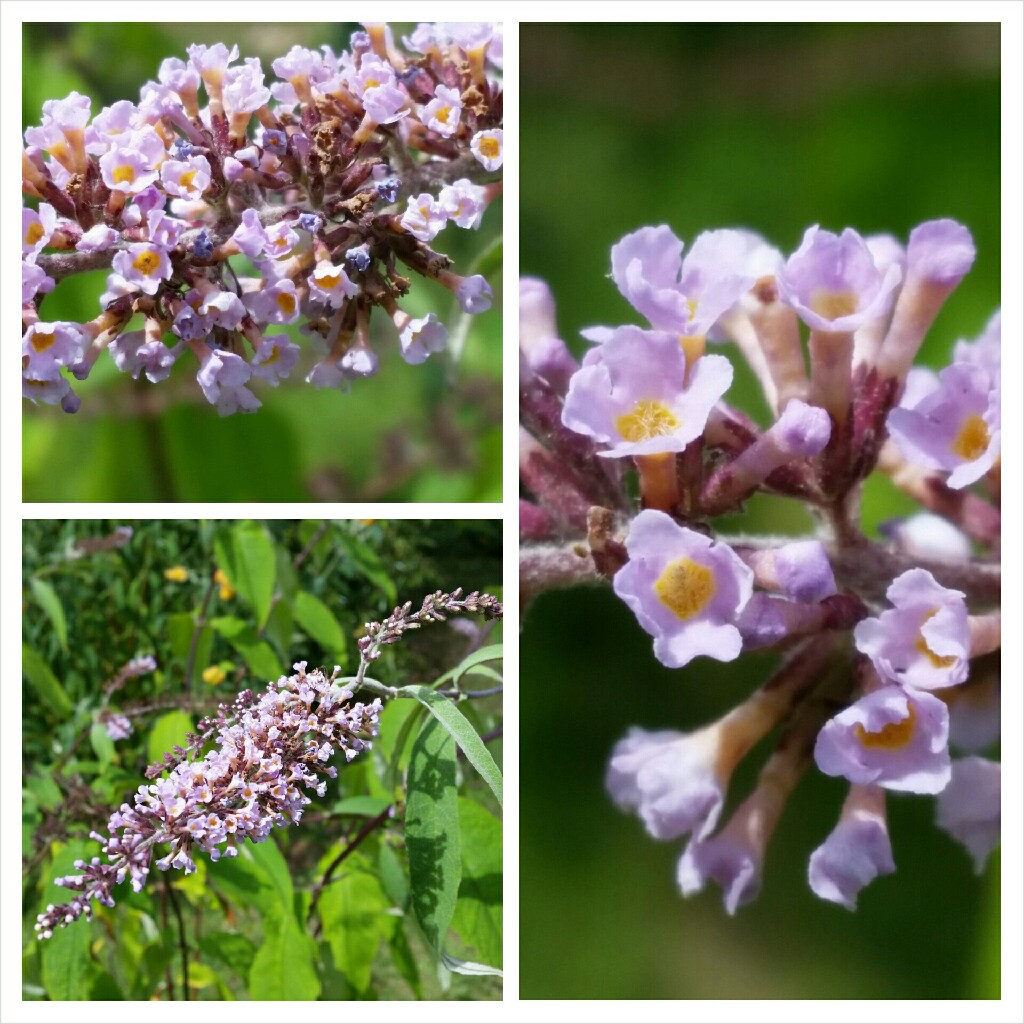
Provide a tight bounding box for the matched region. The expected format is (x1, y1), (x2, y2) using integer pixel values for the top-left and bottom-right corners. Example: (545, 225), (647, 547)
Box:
(520, 23), (1000, 1000)
(22, 23), (502, 502)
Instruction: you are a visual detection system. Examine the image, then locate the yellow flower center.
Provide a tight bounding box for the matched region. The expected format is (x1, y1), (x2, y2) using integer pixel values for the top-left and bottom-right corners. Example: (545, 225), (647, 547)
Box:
(31, 331), (56, 352)
(655, 557), (716, 621)
(317, 273), (340, 290)
(25, 221), (45, 246)
(479, 137), (500, 159)
(615, 399), (680, 443)
(436, 104), (452, 124)
(113, 164), (136, 185)
(133, 249), (161, 275)
(855, 703), (916, 750)
(276, 292), (296, 315)
(950, 413), (990, 462)
(810, 289), (858, 320)
(263, 346), (281, 365)
(179, 169), (196, 190)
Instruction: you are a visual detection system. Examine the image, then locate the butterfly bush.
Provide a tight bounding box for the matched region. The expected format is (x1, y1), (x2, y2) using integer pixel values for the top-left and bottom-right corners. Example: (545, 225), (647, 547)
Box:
(520, 219), (1000, 912)
(35, 587), (502, 939)
(22, 22), (502, 415)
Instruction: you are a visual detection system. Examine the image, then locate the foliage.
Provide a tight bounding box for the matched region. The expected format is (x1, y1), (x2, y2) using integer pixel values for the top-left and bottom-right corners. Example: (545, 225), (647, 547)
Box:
(22, 519), (502, 1000)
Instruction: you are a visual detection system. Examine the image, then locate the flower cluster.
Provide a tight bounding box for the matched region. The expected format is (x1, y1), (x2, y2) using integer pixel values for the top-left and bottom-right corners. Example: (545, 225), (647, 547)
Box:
(23, 23), (502, 415)
(521, 218), (1000, 912)
(35, 663), (381, 938)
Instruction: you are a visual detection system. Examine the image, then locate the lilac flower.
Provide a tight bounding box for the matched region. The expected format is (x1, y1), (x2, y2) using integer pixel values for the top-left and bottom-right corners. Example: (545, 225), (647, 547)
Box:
(853, 569), (970, 691)
(771, 540), (838, 603)
(245, 277), (301, 324)
(308, 261), (359, 307)
(196, 348), (260, 415)
(878, 512), (973, 563)
(606, 727), (728, 841)
(953, 309), (1000, 380)
(561, 327), (732, 457)
(159, 155), (211, 200)
(519, 277), (578, 394)
(439, 178), (487, 229)
(887, 362), (1000, 489)
(231, 209), (269, 258)
(23, 203), (57, 257)
(22, 261), (55, 303)
(35, 664), (381, 940)
(101, 712), (133, 741)
(778, 225), (902, 333)
(22, 321), (85, 375)
(935, 756), (1000, 872)
(455, 274), (493, 314)
(109, 332), (180, 383)
(470, 128), (503, 171)
(250, 334), (301, 384)
(814, 685), (950, 794)
(613, 510), (754, 668)
(99, 145), (160, 194)
(397, 313), (447, 364)
(807, 784), (895, 909)
(401, 193), (448, 242)
(421, 84), (463, 137)
(111, 243), (172, 295)
(944, 674), (1000, 754)
(75, 224), (119, 254)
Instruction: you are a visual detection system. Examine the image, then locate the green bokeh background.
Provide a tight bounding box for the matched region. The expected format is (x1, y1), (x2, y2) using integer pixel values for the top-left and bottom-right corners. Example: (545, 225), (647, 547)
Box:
(520, 23), (1000, 1000)
(22, 23), (502, 502)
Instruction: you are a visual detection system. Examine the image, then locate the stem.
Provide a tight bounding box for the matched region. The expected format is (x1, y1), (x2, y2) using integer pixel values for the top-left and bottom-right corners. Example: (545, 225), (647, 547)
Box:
(307, 804), (393, 936)
(163, 873), (190, 1001)
(183, 576), (218, 700)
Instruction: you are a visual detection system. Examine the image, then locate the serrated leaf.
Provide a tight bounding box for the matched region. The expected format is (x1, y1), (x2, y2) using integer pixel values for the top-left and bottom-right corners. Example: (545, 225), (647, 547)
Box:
(146, 710), (193, 770)
(248, 906), (320, 1000)
(318, 866), (389, 993)
(405, 717), (461, 954)
(22, 645), (72, 719)
(29, 578), (67, 650)
(452, 798), (503, 967)
(292, 591), (348, 668)
(214, 522), (276, 628)
(399, 686), (503, 807)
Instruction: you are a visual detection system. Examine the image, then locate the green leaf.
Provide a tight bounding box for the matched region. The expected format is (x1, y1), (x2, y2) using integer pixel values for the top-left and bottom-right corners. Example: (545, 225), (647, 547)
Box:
(249, 906), (320, 1000)
(26, 774), (63, 812)
(332, 795), (392, 817)
(29, 578), (68, 650)
(433, 643), (503, 689)
(22, 645), (72, 720)
(292, 590), (348, 668)
(210, 616), (282, 681)
(378, 842), (409, 909)
(241, 834), (293, 908)
(40, 840), (94, 1000)
(387, 916), (424, 998)
(318, 864), (390, 993)
(214, 521), (276, 628)
(405, 717), (461, 954)
(198, 932), (256, 983)
(399, 686), (503, 808)
(89, 720), (116, 768)
(334, 528), (397, 605)
(452, 798), (503, 967)
(146, 710), (193, 770)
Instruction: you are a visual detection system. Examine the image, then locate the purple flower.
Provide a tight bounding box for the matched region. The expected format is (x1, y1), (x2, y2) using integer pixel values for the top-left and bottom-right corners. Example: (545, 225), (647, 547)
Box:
(401, 193), (448, 242)
(772, 540), (837, 603)
(109, 332), (180, 383)
(196, 349), (260, 415)
(308, 261), (359, 307)
(878, 512), (972, 563)
(159, 155), (211, 200)
(398, 313), (447, 364)
(606, 727), (727, 841)
(807, 784), (895, 910)
(22, 321), (85, 375)
(853, 569), (970, 691)
(420, 84), (462, 137)
(23, 203), (57, 256)
(777, 225), (903, 333)
(944, 673), (1000, 754)
(111, 243), (172, 295)
(22, 261), (55, 303)
(455, 274), (493, 314)
(887, 362), (1000, 490)
(561, 327), (732, 458)
(439, 178), (487, 229)
(814, 685), (950, 794)
(519, 277), (578, 394)
(613, 510), (754, 668)
(75, 224), (119, 254)
(250, 334), (301, 385)
(935, 756), (1000, 872)
(953, 309), (1000, 380)
(470, 128), (503, 171)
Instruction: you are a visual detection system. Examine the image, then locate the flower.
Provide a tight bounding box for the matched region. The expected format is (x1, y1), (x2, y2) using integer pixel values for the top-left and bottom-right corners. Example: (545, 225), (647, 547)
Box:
(213, 568), (235, 600)
(397, 313), (447, 365)
(470, 128), (503, 170)
(111, 243), (172, 295)
(777, 225), (902, 333)
(935, 756), (1000, 872)
(202, 665), (227, 686)
(807, 784), (895, 910)
(853, 569), (970, 691)
(164, 566), (188, 582)
(196, 349), (260, 416)
(561, 327), (733, 458)
(887, 362), (1000, 490)
(421, 84), (462, 137)
(814, 685), (950, 794)
(400, 193), (448, 242)
(613, 510), (754, 668)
